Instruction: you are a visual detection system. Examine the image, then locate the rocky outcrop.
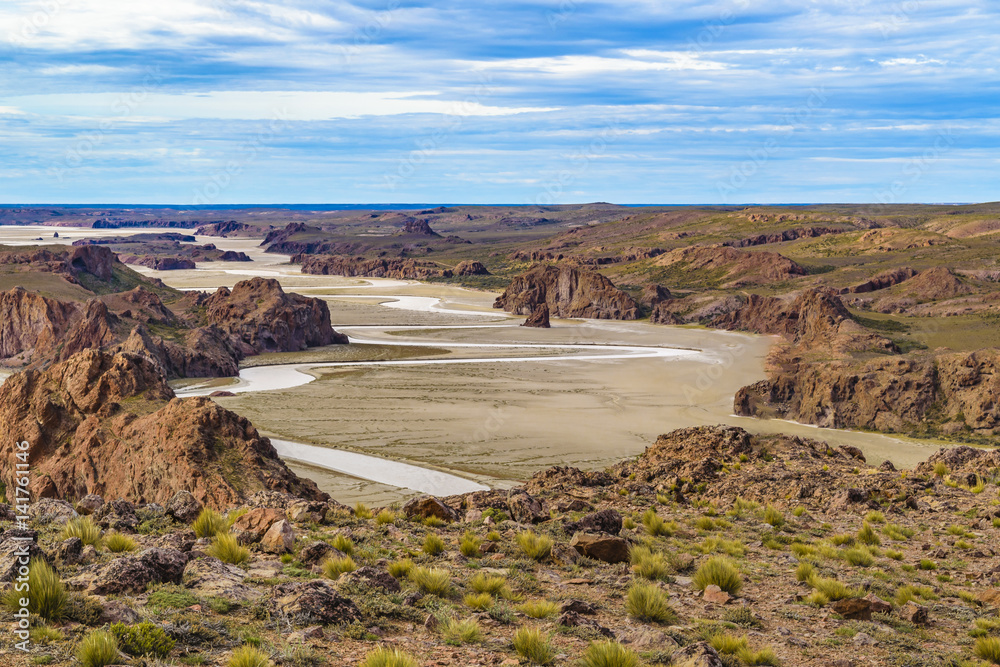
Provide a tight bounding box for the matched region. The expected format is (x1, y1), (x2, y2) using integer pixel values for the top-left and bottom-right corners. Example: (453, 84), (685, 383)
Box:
(399, 219), (438, 236)
(0, 245), (114, 283)
(261, 223), (329, 254)
(723, 226), (847, 248)
(297, 255), (453, 280)
(493, 264), (639, 320)
(653, 246), (807, 288)
(202, 277), (347, 352)
(194, 221), (257, 237)
(522, 303), (550, 328)
(454, 260), (490, 276)
(736, 348), (1000, 435)
(118, 255), (197, 270)
(841, 267), (918, 294)
(0, 349), (328, 508)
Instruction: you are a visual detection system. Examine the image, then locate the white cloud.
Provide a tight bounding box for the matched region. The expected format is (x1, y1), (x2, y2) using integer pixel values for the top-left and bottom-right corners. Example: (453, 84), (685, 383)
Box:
(475, 53), (729, 76)
(9, 90), (558, 120)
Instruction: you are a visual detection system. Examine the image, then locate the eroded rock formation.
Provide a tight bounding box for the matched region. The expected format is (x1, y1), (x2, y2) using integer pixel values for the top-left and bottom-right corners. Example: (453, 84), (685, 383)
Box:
(0, 350), (327, 508)
(493, 264), (639, 320)
(297, 255), (453, 280)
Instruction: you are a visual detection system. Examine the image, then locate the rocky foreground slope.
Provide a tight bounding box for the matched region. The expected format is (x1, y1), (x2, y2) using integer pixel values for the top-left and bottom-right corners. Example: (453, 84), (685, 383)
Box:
(1, 420), (998, 667)
(0, 349), (326, 508)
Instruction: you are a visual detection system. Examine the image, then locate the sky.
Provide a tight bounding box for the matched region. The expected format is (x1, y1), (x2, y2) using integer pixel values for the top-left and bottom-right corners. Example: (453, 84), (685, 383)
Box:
(0, 0), (997, 205)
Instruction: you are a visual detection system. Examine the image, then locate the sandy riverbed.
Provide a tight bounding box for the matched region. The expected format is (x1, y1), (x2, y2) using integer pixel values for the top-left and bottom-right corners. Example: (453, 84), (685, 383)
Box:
(2, 229), (951, 504)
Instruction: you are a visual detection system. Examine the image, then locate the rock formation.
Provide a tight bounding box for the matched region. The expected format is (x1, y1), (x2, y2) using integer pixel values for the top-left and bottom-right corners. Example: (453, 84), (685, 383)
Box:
(0, 349), (327, 508)
(118, 255), (197, 270)
(399, 219), (439, 236)
(0, 278), (346, 378)
(522, 303), (551, 328)
(493, 264), (639, 320)
(201, 277), (347, 352)
(297, 255), (453, 280)
(194, 221), (257, 237)
(723, 226), (847, 248)
(454, 260), (490, 276)
(0, 245), (114, 283)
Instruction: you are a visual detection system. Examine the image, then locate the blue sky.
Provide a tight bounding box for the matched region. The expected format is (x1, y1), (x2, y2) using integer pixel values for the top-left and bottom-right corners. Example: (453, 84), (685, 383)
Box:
(0, 0), (997, 204)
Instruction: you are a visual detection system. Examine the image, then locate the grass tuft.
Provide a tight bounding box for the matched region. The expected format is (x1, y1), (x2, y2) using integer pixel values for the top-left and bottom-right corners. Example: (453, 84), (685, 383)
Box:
(192, 508), (227, 539)
(206, 532), (250, 565)
(512, 627), (555, 665)
(322, 555), (357, 579)
(409, 567), (450, 597)
(3, 560), (67, 621)
(693, 556), (742, 595)
(423, 533), (446, 556)
(517, 530), (553, 561)
(439, 617), (482, 645)
(518, 600), (560, 619)
(62, 516), (101, 546)
(227, 645), (271, 667)
(359, 647), (418, 667)
(76, 630), (120, 667)
(580, 641), (640, 667)
(626, 581), (676, 623)
(104, 532), (137, 553)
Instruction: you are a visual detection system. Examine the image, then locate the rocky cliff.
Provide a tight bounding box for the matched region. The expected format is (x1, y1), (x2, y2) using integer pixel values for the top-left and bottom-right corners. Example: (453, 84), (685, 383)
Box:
(201, 277), (347, 352)
(0, 350), (327, 508)
(493, 264), (639, 320)
(297, 255), (453, 280)
(0, 278), (346, 378)
(0, 245), (114, 283)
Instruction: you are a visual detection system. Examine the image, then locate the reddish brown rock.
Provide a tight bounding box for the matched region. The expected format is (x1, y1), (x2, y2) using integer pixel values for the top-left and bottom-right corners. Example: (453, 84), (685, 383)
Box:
(402, 495), (459, 522)
(493, 264), (639, 320)
(297, 255), (453, 280)
(703, 585), (732, 605)
(900, 601), (928, 624)
(522, 303), (550, 328)
(454, 260), (490, 276)
(231, 508), (287, 543)
(202, 277), (346, 352)
(569, 533), (630, 563)
(832, 597), (872, 620)
(261, 519), (295, 554)
(0, 349), (327, 509)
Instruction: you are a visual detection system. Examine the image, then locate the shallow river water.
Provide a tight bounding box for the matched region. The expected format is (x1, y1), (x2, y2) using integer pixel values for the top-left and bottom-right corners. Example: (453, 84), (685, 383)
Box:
(1, 227), (951, 504)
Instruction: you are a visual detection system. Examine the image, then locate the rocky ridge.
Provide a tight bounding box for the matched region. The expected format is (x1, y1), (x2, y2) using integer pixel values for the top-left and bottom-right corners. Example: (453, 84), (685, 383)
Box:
(493, 264), (640, 320)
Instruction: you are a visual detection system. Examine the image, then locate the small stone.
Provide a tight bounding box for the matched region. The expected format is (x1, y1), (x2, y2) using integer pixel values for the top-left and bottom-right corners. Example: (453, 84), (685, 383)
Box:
(507, 489), (545, 524)
(824, 660), (855, 667)
(232, 508), (286, 544)
(299, 541), (334, 565)
(831, 597), (871, 621)
(864, 593), (892, 614)
(564, 509), (623, 536)
(76, 494), (105, 516)
(569, 533), (629, 563)
(852, 632), (876, 646)
(424, 614), (438, 630)
(900, 601), (928, 624)
(402, 496), (459, 522)
(560, 599), (596, 615)
(703, 585), (732, 605)
(673, 576), (693, 588)
(165, 491), (203, 523)
(557, 611), (614, 638)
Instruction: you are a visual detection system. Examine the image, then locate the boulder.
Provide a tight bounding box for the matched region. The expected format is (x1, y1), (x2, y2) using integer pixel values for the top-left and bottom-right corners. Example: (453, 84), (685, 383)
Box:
(831, 597), (871, 621)
(98, 599), (141, 625)
(231, 508), (287, 544)
(557, 611), (614, 638)
(507, 489), (545, 524)
(900, 601), (928, 624)
(56, 537), (84, 566)
(94, 499), (139, 532)
(182, 556), (257, 600)
(139, 548), (188, 584)
(29, 499), (78, 525)
(261, 520), (295, 554)
(569, 533), (630, 563)
(165, 491), (203, 523)
(402, 496), (459, 522)
(494, 264), (640, 320)
(0, 529), (47, 581)
(76, 494), (105, 516)
(340, 566), (401, 593)
(564, 509), (622, 536)
(274, 580), (362, 626)
(299, 541), (334, 566)
(522, 303), (551, 328)
(560, 599), (597, 615)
